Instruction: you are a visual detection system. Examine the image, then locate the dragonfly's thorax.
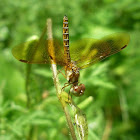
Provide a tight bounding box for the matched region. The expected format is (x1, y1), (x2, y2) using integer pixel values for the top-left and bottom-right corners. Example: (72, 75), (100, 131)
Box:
(65, 62), (80, 84)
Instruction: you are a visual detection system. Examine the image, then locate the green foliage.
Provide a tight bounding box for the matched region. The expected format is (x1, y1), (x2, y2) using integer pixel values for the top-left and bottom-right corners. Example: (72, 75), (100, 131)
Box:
(0, 0), (140, 140)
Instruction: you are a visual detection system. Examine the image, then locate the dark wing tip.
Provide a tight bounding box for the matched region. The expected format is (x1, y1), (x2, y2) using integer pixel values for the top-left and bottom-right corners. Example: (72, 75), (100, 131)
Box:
(20, 59), (29, 63)
(121, 45), (127, 50)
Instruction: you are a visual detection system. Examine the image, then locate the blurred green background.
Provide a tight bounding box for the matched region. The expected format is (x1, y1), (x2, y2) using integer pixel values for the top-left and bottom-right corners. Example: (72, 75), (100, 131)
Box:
(0, 0), (140, 140)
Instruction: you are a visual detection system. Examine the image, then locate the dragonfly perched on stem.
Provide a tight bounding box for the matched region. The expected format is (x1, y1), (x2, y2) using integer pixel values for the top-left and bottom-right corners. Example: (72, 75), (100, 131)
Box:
(12, 15), (130, 97)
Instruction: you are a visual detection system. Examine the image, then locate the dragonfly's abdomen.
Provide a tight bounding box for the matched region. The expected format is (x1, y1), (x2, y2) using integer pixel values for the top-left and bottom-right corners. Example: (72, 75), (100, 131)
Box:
(63, 15), (71, 64)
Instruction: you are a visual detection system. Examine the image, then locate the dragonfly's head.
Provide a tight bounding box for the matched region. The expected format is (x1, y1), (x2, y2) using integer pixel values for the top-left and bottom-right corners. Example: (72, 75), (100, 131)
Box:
(70, 84), (85, 97)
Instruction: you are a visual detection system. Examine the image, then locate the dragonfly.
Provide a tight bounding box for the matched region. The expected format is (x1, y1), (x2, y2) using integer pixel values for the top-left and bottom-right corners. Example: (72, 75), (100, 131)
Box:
(12, 15), (130, 97)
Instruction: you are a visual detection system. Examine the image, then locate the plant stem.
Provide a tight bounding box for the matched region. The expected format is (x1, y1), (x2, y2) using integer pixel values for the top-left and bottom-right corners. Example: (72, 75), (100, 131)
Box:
(46, 18), (77, 140)
(101, 118), (112, 140)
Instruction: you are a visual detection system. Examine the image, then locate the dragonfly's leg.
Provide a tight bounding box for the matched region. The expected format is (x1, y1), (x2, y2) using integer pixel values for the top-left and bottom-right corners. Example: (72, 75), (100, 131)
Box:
(57, 67), (66, 78)
(61, 83), (69, 92)
(58, 70), (67, 79)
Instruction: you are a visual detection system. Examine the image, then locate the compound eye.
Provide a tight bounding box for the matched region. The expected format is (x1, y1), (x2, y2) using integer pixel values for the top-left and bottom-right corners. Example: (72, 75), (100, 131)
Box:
(78, 84), (85, 94)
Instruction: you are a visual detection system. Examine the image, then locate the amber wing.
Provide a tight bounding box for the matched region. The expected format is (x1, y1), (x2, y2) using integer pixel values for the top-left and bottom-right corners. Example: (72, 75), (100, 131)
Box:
(70, 32), (130, 69)
(12, 26), (65, 66)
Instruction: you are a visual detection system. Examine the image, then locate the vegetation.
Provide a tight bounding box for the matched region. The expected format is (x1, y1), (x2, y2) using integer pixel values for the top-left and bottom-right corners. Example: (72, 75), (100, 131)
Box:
(0, 0), (140, 140)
